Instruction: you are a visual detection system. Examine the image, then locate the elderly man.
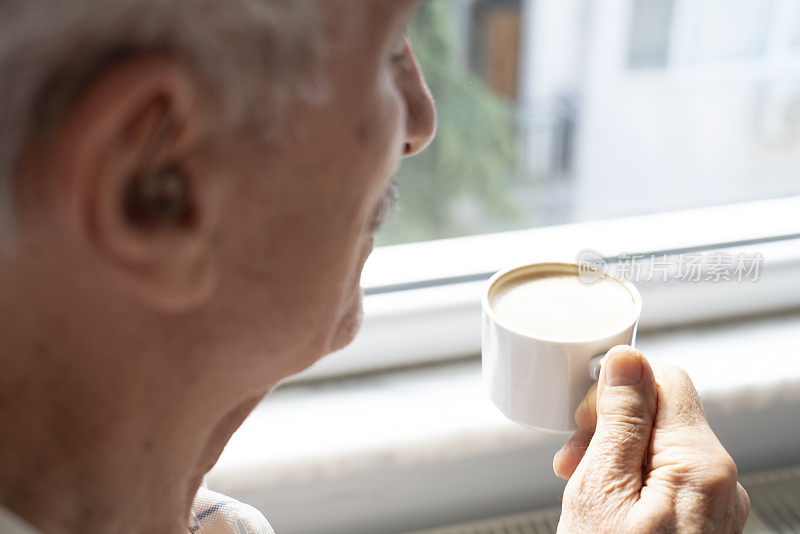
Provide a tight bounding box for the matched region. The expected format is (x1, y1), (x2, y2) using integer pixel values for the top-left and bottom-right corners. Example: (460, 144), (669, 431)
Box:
(0, 0), (748, 533)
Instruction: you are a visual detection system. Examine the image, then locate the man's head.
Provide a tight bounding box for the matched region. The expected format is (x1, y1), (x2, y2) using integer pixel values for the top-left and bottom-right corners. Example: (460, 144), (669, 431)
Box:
(0, 0), (434, 518)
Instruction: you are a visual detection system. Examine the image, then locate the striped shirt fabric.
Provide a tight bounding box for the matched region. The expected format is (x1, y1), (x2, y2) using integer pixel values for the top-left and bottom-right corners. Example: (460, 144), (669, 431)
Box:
(189, 487), (275, 534)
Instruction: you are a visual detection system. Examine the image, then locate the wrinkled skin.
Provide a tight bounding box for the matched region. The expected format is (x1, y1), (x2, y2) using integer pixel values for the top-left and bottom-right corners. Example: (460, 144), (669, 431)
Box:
(1, 1), (435, 533)
(554, 346), (750, 533)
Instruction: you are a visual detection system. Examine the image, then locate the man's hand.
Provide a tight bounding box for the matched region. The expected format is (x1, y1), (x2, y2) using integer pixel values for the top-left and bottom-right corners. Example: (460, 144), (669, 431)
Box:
(554, 346), (750, 533)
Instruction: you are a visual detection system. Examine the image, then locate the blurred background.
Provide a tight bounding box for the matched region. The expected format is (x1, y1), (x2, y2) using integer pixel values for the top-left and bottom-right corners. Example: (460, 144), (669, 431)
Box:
(379, 0), (800, 245)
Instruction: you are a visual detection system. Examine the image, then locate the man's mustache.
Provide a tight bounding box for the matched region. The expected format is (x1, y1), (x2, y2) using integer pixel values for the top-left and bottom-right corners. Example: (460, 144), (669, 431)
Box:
(369, 178), (398, 232)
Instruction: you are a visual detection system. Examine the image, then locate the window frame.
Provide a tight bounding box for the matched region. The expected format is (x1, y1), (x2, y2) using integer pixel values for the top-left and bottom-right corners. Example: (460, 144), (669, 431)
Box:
(289, 196), (800, 383)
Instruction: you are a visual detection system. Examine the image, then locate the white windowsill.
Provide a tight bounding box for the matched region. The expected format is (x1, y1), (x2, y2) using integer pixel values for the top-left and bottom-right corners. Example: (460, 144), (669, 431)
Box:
(207, 310), (800, 534)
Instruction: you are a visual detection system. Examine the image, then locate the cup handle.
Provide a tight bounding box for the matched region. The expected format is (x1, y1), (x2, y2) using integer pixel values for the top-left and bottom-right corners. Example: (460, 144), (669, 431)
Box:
(588, 353), (605, 381)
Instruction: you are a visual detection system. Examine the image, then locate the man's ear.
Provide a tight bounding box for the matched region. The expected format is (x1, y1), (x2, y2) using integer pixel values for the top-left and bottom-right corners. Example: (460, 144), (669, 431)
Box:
(49, 57), (224, 312)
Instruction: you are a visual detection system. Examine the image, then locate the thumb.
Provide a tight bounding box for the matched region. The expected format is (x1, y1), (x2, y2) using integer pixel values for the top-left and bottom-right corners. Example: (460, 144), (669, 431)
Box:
(570, 346), (657, 506)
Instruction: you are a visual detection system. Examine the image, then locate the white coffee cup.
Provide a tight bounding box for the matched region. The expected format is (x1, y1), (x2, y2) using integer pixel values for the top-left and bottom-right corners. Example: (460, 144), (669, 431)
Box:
(482, 262), (642, 433)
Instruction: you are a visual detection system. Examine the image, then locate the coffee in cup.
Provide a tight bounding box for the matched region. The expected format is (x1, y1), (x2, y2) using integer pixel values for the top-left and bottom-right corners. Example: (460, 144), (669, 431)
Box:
(489, 266), (637, 341)
(482, 263), (641, 433)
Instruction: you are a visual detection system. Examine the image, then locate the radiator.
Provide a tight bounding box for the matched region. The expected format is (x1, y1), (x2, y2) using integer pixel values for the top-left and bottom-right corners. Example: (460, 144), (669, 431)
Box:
(406, 465), (800, 534)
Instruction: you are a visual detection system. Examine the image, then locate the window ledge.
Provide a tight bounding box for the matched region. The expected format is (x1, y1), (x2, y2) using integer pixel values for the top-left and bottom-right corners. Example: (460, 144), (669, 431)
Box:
(207, 311), (800, 534)
(295, 197), (800, 383)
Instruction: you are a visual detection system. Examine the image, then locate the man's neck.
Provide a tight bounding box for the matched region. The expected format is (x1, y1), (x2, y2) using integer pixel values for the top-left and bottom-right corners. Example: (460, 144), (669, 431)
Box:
(0, 264), (281, 534)
(0, 356), (263, 534)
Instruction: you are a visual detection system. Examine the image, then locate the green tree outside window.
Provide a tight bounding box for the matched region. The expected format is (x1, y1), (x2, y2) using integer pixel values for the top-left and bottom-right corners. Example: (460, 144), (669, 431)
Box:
(377, 0), (526, 246)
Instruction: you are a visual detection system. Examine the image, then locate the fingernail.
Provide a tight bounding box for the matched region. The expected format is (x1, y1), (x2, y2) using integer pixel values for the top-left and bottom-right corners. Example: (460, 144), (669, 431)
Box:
(553, 450), (562, 476)
(605, 350), (643, 387)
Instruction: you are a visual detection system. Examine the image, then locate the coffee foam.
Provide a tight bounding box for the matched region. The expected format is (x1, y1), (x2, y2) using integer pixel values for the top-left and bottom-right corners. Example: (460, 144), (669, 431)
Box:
(489, 265), (636, 341)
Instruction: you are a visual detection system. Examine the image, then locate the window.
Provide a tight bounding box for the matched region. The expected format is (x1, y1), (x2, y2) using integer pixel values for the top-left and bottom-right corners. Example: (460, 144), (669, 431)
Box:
(628, 0), (674, 69)
(683, 0), (773, 63)
(377, 0), (800, 246)
(295, 0), (800, 382)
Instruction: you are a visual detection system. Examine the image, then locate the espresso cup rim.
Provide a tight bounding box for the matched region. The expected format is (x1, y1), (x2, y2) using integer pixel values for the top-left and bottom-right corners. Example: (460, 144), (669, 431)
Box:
(483, 261), (642, 345)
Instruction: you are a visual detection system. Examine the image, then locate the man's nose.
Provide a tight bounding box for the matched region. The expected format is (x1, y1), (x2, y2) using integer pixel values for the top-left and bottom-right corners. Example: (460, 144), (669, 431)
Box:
(400, 39), (436, 157)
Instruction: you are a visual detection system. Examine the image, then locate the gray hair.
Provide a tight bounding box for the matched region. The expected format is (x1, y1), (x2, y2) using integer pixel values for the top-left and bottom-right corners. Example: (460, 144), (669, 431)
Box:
(0, 0), (325, 245)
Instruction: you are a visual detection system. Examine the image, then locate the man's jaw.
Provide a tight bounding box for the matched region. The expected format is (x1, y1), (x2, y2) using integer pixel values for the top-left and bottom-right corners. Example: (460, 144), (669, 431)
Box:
(323, 178), (397, 355)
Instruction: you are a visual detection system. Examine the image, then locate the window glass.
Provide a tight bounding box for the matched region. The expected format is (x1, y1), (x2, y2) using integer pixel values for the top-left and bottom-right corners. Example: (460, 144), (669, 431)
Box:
(628, 0), (674, 69)
(684, 0), (774, 63)
(376, 0), (800, 246)
(789, 0), (800, 51)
